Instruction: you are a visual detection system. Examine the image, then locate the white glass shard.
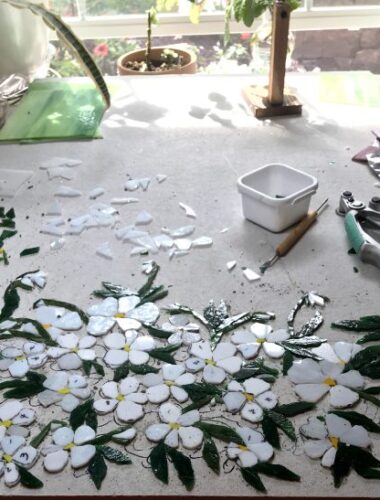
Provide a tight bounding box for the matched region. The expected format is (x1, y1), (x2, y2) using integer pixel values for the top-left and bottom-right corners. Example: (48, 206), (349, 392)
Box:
(54, 186), (82, 197)
(135, 210), (153, 225)
(243, 268), (261, 282)
(179, 202), (197, 219)
(227, 260), (237, 271)
(96, 242), (113, 260)
(192, 236), (213, 248)
(89, 187), (105, 200)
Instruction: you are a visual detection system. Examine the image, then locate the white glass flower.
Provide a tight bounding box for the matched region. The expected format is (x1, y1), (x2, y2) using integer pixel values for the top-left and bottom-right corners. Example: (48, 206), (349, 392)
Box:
(141, 364), (196, 404)
(226, 426), (274, 467)
(288, 358), (365, 408)
(38, 372), (91, 412)
(87, 296), (159, 337)
(47, 333), (96, 370)
(93, 377), (147, 423)
(0, 342), (48, 378)
(0, 435), (38, 487)
(103, 330), (156, 368)
(301, 414), (371, 467)
(161, 315), (201, 346)
(20, 270), (47, 289)
(0, 401), (35, 439)
(311, 341), (362, 365)
(35, 305), (83, 339)
(231, 323), (289, 360)
(42, 425), (96, 472)
(223, 378), (278, 423)
(185, 340), (242, 384)
(145, 402), (203, 449)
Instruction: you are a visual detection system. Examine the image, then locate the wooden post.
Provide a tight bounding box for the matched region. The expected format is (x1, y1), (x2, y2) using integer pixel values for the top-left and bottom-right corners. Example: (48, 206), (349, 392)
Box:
(242, 0), (302, 118)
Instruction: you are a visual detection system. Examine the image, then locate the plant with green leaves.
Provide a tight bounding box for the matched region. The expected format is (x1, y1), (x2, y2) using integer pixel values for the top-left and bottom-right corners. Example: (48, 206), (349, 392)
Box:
(0, 0), (110, 107)
(0, 206), (16, 265)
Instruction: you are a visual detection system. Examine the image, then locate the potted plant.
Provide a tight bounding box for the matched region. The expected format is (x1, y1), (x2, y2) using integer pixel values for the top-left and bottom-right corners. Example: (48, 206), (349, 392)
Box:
(117, 7), (197, 75)
(0, 0), (110, 107)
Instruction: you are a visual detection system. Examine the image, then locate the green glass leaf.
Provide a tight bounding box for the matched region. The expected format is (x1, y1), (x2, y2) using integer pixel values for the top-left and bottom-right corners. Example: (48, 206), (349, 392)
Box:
(113, 361), (130, 382)
(275, 402), (316, 417)
(143, 324), (171, 339)
(82, 359), (105, 377)
(88, 451), (107, 490)
(253, 463), (300, 482)
(234, 358), (278, 382)
(361, 386), (380, 395)
(332, 316), (380, 332)
(149, 442), (168, 484)
(92, 360), (105, 376)
(182, 383), (222, 402)
(0, 286), (20, 321)
(351, 445), (380, 469)
(4, 380), (45, 399)
(137, 262), (160, 297)
(93, 282), (135, 299)
(70, 399), (97, 431)
(18, 466), (43, 489)
(129, 363), (159, 375)
(166, 447), (195, 491)
(195, 422), (243, 445)
(264, 410), (296, 442)
(357, 331), (380, 344)
(98, 445), (131, 464)
(240, 466), (266, 492)
(13, 318), (57, 346)
(139, 286), (168, 306)
(5, 208), (15, 219)
(280, 342), (321, 361)
(82, 359), (92, 376)
(34, 298), (89, 325)
(149, 344), (179, 364)
(0, 229), (17, 241)
(87, 427), (131, 446)
(26, 371), (46, 385)
(330, 411), (380, 433)
(332, 443), (353, 488)
(354, 466), (380, 479)
(20, 247), (40, 257)
(30, 422), (51, 448)
(282, 350), (294, 375)
(182, 396), (213, 413)
(295, 311), (324, 338)
(202, 433), (220, 474)
(262, 412), (280, 449)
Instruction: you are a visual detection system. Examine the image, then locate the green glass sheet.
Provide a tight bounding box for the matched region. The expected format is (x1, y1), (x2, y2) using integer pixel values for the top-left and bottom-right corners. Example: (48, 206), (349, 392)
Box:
(0, 78), (107, 143)
(320, 72), (380, 107)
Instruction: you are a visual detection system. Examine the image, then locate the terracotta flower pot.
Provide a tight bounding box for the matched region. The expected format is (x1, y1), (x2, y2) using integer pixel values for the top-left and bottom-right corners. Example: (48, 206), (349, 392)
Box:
(117, 46), (197, 76)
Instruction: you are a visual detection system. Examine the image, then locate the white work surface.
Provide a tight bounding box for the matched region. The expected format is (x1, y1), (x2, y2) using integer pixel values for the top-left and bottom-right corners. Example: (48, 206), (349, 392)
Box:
(1, 73), (380, 497)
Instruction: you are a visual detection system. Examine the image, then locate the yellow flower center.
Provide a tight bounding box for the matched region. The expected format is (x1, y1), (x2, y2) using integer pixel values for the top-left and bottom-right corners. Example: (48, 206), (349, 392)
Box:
(0, 420), (13, 428)
(243, 392), (254, 402)
(165, 380), (175, 387)
(0, 248), (4, 255)
(338, 359), (346, 366)
(71, 347), (79, 353)
(329, 436), (339, 449)
(115, 313), (126, 319)
(3, 454), (13, 463)
(63, 442), (75, 450)
(324, 377), (336, 387)
(42, 323), (51, 330)
(169, 422), (181, 430)
(256, 338), (266, 344)
(205, 359), (216, 366)
(116, 394), (125, 402)
(15, 355), (26, 361)
(58, 387), (71, 395)
(124, 344), (131, 352)
(238, 445), (249, 451)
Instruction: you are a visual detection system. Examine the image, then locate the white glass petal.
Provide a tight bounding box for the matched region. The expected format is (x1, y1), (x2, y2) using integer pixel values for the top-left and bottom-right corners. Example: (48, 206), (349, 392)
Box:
(262, 342), (285, 359)
(182, 331), (202, 345)
(112, 428), (137, 443)
(104, 349), (129, 368)
(0, 358), (13, 370)
(178, 410), (200, 427)
(104, 333), (126, 350)
(312, 344), (340, 364)
(248, 442), (274, 462)
(74, 425), (96, 445)
(9, 359), (29, 378)
(78, 336), (97, 349)
(241, 402), (264, 423)
(227, 445), (241, 460)
(329, 385), (359, 408)
(320, 360), (344, 379)
(116, 318), (142, 331)
(237, 343), (260, 360)
(77, 349), (96, 361)
(267, 329), (290, 342)
(171, 386), (189, 403)
(321, 446), (337, 468)
(87, 297), (118, 317)
(159, 402), (182, 424)
(53, 427), (75, 446)
(256, 390), (278, 409)
(55, 312), (82, 331)
(185, 357), (205, 373)
(147, 384), (170, 404)
(288, 359), (324, 384)
(238, 427), (264, 445)
(129, 302), (160, 325)
(87, 316), (115, 336)
(162, 364), (185, 381)
(223, 392), (246, 413)
(118, 296), (140, 314)
(231, 330), (257, 345)
(2, 347), (23, 358)
(126, 392), (148, 404)
(57, 353), (82, 370)
(165, 429), (179, 448)
(44, 450), (69, 472)
(300, 417), (328, 439)
(101, 381), (119, 399)
(141, 373), (164, 387)
(68, 374), (87, 388)
(334, 342), (355, 363)
(70, 444), (96, 468)
(250, 323), (272, 339)
(175, 373), (195, 386)
(304, 440), (331, 459)
(119, 377), (140, 395)
(93, 398), (118, 414)
(4, 462), (20, 487)
(243, 378), (270, 396)
(203, 365), (226, 384)
(58, 333), (79, 349)
(61, 394), (80, 413)
(44, 371), (68, 391)
(38, 389), (62, 407)
(228, 380), (244, 391)
(1, 435), (25, 454)
(341, 425), (371, 448)
(47, 347), (68, 359)
(213, 342), (236, 362)
(295, 383), (330, 403)
(179, 426), (203, 449)
(27, 353), (48, 369)
(189, 341), (212, 360)
(128, 350), (149, 365)
(13, 445), (38, 468)
(12, 408), (35, 426)
(0, 401), (23, 421)
(216, 356), (242, 375)
(336, 370), (365, 389)
(23, 342), (45, 355)
(116, 400), (144, 423)
(132, 336), (156, 352)
(325, 413), (351, 438)
(145, 423), (170, 442)
(238, 450), (258, 467)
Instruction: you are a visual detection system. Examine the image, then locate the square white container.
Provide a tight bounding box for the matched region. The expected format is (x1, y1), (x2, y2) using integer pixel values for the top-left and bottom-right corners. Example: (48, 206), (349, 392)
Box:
(237, 163), (318, 233)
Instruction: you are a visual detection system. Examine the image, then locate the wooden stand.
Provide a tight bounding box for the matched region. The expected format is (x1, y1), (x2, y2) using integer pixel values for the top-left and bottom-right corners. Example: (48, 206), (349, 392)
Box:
(242, 0), (302, 118)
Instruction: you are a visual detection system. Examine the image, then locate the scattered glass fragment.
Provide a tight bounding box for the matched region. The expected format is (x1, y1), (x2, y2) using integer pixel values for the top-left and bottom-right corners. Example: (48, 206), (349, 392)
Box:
(111, 197), (138, 205)
(243, 268), (261, 282)
(179, 202), (197, 219)
(174, 239), (192, 251)
(47, 167), (74, 181)
(227, 260), (237, 271)
(156, 174), (167, 184)
(96, 242), (113, 260)
(89, 187), (105, 200)
(46, 200), (62, 216)
(125, 180), (139, 191)
(169, 225), (195, 238)
(40, 157), (82, 169)
(135, 211), (153, 226)
(139, 178), (150, 191)
(20, 247), (40, 257)
(192, 237), (213, 248)
(54, 186), (82, 198)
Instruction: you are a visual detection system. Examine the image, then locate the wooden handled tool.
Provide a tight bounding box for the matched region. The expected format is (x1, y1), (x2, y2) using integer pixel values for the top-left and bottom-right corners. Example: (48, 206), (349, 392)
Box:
(260, 199), (328, 273)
